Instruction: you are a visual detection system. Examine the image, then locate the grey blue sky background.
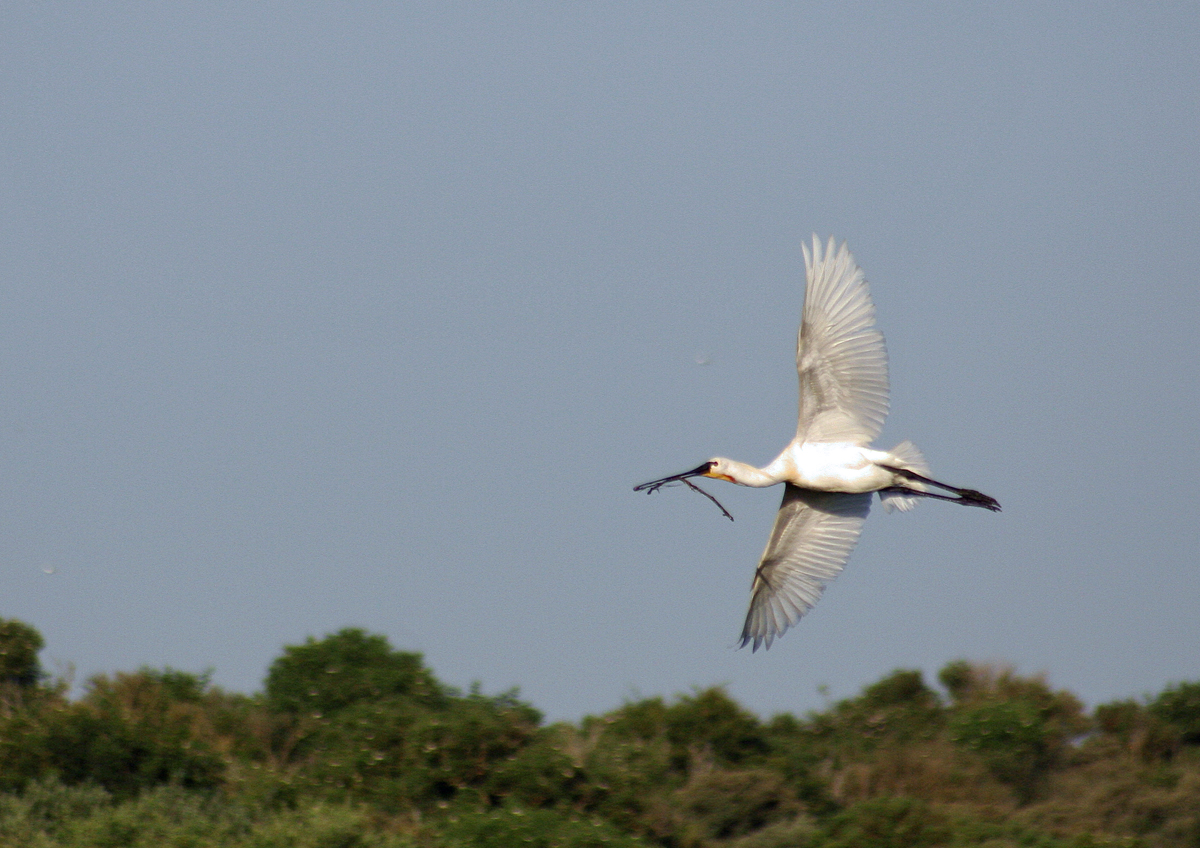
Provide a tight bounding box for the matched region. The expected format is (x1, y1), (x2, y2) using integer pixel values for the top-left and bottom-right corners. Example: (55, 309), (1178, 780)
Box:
(3, 4), (1198, 721)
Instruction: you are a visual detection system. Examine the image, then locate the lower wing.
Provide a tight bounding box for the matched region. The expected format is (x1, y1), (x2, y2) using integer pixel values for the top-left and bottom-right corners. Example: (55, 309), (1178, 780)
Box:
(739, 485), (872, 651)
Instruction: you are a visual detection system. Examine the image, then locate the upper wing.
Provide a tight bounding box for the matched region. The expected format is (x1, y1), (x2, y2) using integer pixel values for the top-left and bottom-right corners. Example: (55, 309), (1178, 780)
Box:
(739, 484), (872, 651)
(796, 235), (889, 444)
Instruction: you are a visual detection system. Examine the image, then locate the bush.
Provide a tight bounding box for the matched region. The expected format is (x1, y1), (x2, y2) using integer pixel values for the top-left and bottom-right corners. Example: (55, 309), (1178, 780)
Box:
(805, 670), (945, 755)
(44, 671), (227, 796)
(286, 686), (543, 811)
(1150, 682), (1200, 746)
(265, 629), (444, 718)
(5, 627), (1200, 848)
(0, 669), (230, 796)
(436, 804), (650, 848)
(942, 663), (1089, 803)
(663, 688), (767, 767)
(949, 699), (1053, 802)
(814, 797), (950, 848)
(663, 768), (802, 844)
(0, 620), (44, 688)
(0, 781), (418, 848)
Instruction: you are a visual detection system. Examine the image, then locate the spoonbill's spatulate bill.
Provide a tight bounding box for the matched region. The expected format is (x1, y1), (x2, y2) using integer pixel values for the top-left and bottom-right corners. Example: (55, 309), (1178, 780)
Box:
(635, 235), (1000, 651)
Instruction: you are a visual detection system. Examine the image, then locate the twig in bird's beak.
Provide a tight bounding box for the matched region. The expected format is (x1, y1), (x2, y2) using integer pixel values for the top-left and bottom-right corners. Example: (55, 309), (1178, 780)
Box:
(634, 462), (734, 521)
(679, 477), (735, 521)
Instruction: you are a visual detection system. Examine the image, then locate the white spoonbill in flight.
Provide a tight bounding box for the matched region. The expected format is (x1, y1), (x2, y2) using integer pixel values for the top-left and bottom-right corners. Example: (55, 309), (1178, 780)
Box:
(635, 235), (1000, 651)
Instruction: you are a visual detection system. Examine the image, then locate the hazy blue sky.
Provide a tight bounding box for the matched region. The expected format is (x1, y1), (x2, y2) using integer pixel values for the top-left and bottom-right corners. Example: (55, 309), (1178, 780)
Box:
(3, 4), (1198, 721)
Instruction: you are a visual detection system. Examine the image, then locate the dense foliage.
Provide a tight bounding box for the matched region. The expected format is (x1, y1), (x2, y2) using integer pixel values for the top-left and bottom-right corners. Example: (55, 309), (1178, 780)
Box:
(0, 618), (1197, 847)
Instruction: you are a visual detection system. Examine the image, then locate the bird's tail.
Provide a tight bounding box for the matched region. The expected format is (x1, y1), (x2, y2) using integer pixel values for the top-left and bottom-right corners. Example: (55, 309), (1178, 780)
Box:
(879, 440), (929, 513)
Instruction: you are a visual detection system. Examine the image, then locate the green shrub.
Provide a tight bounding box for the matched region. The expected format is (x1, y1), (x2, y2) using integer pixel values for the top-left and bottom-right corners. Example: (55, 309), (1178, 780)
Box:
(0, 781), (417, 848)
(0, 620), (44, 688)
(1150, 682), (1200, 746)
(265, 629), (444, 718)
(436, 804), (650, 848)
(814, 797), (950, 848)
(287, 686), (542, 811)
(950, 699), (1052, 802)
(805, 670), (945, 755)
(942, 664), (1089, 803)
(665, 768), (802, 844)
(39, 672), (226, 797)
(663, 688), (768, 767)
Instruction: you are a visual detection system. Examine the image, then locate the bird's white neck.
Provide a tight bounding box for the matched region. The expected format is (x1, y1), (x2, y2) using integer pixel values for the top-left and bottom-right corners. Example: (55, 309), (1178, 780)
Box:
(715, 458), (784, 488)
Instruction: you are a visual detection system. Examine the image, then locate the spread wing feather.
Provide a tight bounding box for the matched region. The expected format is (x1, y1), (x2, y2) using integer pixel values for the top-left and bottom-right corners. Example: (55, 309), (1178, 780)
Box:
(797, 236), (890, 444)
(739, 485), (872, 651)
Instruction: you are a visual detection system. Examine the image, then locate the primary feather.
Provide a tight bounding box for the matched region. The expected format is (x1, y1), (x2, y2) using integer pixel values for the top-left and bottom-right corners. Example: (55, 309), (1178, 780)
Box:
(739, 485), (872, 651)
(796, 235), (889, 445)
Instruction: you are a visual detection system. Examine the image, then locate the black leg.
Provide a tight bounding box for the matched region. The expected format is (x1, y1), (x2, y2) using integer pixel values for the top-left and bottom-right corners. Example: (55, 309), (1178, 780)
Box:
(880, 473), (1001, 512)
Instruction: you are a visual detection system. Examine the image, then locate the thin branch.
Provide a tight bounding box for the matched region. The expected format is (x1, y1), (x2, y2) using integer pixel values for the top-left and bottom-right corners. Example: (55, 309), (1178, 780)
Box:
(679, 478), (735, 521)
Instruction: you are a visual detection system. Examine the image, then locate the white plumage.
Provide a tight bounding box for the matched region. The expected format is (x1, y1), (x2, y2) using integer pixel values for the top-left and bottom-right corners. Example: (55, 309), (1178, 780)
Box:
(636, 236), (999, 651)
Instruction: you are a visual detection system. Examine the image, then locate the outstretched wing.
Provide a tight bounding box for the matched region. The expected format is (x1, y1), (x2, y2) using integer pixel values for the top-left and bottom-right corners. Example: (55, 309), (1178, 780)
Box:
(796, 235), (889, 444)
(739, 484), (872, 651)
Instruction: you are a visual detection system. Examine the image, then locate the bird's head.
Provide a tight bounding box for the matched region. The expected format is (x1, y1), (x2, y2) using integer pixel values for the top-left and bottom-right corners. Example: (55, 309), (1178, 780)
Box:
(704, 458), (738, 483)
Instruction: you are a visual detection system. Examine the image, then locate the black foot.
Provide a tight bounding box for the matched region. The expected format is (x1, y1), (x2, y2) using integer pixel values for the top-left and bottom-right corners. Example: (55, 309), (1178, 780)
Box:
(879, 466), (1001, 513)
(956, 488), (1001, 512)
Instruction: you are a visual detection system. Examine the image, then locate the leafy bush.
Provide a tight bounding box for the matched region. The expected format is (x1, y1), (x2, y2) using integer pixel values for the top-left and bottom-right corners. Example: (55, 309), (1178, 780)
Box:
(481, 723), (582, 808)
(2, 620), (1199, 848)
(0, 619), (44, 688)
(950, 698), (1054, 802)
(942, 663), (1089, 803)
(662, 688), (768, 767)
(1093, 698), (1180, 761)
(0, 781), (418, 848)
(436, 804), (650, 848)
(660, 768), (802, 845)
(265, 628), (444, 718)
(41, 671), (227, 797)
(0, 668), (230, 797)
(1150, 682), (1200, 746)
(0, 778), (112, 841)
(284, 684), (544, 812)
(814, 796), (950, 848)
(805, 669), (944, 755)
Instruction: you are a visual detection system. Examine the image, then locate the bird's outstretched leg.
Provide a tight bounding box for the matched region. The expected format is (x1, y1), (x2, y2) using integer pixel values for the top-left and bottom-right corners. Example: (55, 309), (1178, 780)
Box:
(880, 466), (1001, 512)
